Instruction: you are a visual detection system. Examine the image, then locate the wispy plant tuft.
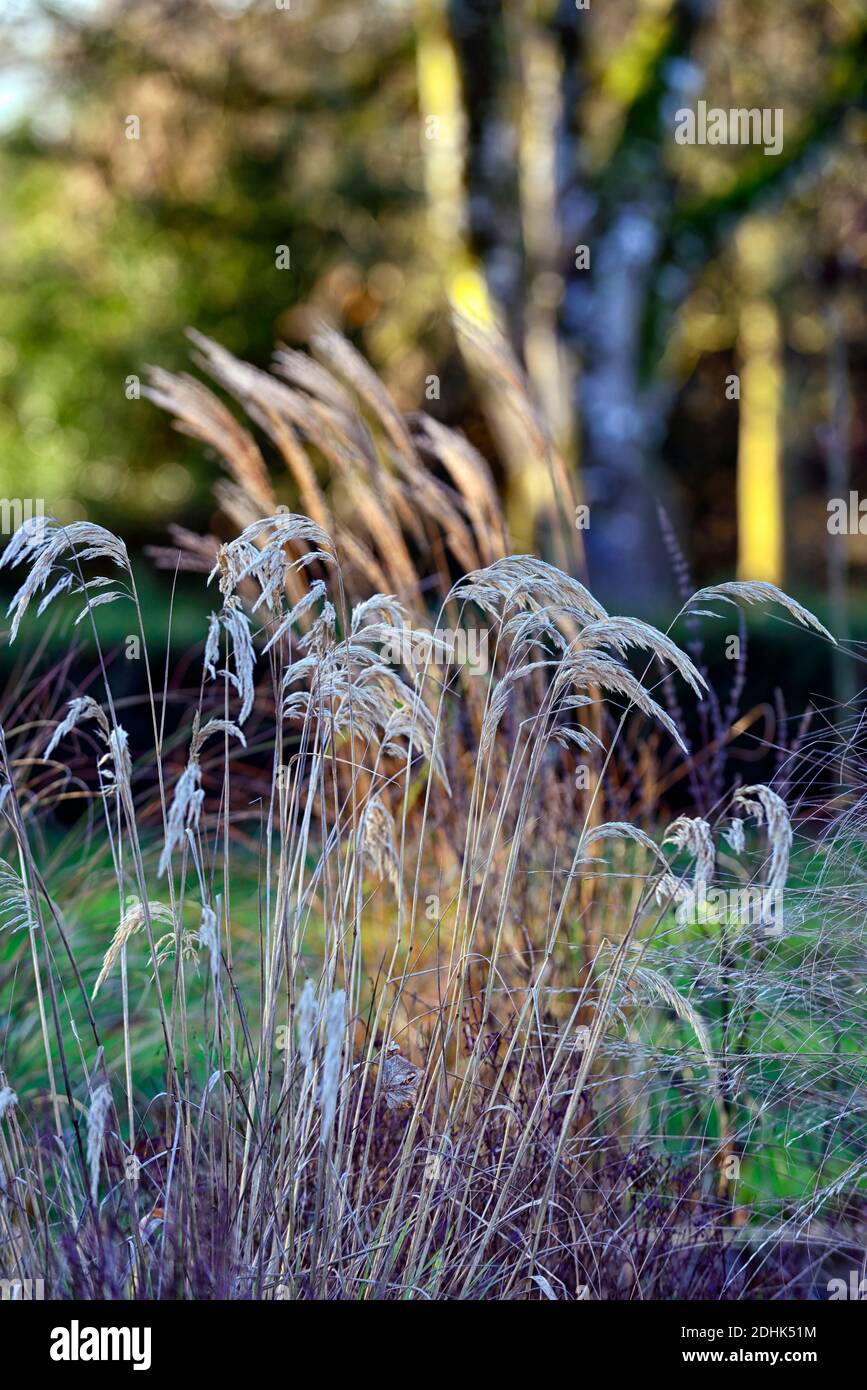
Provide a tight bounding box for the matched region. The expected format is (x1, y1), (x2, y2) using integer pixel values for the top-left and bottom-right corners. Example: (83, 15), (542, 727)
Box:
(0, 331), (856, 1303)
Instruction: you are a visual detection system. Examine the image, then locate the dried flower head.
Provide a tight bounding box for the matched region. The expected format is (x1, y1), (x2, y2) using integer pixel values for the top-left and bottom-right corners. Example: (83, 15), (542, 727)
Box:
(1, 518), (130, 642)
(159, 715), (246, 877)
(734, 784), (792, 906)
(93, 898), (176, 999)
(86, 1083), (112, 1205)
(319, 989), (346, 1146)
(381, 1045), (421, 1113)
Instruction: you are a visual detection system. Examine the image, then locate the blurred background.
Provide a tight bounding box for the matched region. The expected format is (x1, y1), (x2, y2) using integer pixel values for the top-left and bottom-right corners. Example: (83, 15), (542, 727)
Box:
(0, 0), (865, 702)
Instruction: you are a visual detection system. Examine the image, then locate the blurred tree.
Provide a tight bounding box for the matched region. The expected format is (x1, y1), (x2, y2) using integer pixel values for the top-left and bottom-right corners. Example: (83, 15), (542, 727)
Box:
(448, 0), (867, 596)
(0, 0), (433, 537)
(0, 0), (866, 612)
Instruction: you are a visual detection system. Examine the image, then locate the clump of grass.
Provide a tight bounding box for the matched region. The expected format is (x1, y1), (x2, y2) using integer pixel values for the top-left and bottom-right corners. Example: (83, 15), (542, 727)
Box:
(0, 329), (860, 1301)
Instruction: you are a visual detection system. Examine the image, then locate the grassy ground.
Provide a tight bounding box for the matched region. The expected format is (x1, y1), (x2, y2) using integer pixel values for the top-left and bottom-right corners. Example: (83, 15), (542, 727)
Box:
(4, 826), (863, 1218)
